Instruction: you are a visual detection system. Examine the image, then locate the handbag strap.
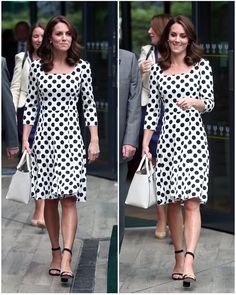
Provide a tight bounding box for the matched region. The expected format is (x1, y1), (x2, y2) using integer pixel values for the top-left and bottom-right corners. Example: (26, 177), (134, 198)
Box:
(137, 155), (147, 171)
(137, 154), (154, 177)
(17, 150), (31, 172)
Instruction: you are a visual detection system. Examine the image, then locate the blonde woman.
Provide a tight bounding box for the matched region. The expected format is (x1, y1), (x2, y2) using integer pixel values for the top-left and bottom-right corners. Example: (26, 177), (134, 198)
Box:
(11, 23), (46, 229)
(139, 14), (171, 239)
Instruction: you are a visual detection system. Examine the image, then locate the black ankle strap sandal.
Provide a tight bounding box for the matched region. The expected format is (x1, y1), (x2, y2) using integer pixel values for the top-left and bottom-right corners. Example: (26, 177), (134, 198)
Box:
(63, 248), (72, 255)
(61, 248), (74, 283)
(183, 251), (196, 288)
(52, 246), (61, 251)
(49, 246), (61, 276)
(172, 249), (184, 280)
(185, 251), (195, 259)
(175, 249), (184, 254)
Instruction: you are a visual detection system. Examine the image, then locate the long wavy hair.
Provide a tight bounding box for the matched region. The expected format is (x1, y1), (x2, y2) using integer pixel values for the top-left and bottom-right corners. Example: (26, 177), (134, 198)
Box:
(27, 23), (46, 55)
(158, 15), (203, 70)
(37, 15), (82, 72)
(150, 14), (172, 38)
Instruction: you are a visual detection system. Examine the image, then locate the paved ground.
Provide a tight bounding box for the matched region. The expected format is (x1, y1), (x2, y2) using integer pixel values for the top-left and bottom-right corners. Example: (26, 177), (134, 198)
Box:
(2, 174), (117, 293)
(119, 227), (234, 293)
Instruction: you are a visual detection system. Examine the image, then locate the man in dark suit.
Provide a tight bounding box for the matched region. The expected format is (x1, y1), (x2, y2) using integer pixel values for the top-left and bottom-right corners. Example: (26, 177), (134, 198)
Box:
(2, 57), (19, 159)
(2, 21), (29, 79)
(119, 49), (142, 250)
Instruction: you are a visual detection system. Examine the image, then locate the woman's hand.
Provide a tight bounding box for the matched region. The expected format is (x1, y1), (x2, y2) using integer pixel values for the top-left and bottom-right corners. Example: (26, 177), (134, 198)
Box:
(88, 141), (100, 164)
(140, 60), (153, 73)
(176, 98), (195, 110)
(22, 140), (31, 154)
(142, 145), (152, 161)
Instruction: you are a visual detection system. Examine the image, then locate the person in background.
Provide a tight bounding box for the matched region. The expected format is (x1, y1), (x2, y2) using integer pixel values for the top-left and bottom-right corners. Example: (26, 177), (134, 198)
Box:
(22, 15), (99, 283)
(119, 48), (142, 250)
(2, 57), (19, 159)
(11, 23), (46, 230)
(142, 15), (214, 287)
(139, 14), (172, 239)
(2, 21), (30, 79)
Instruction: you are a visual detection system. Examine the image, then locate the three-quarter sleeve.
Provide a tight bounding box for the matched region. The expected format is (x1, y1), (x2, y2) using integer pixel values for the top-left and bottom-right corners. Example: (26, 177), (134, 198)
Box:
(80, 62), (98, 126)
(144, 64), (161, 130)
(23, 61), (39, 125)
(199, 59), (215, 113)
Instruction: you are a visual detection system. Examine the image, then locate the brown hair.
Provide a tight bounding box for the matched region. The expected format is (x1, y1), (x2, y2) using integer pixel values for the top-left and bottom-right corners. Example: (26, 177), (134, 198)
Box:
(158, 15), (203, 70)
(37, 15), (82, 72)
(27, 23), (46, 55)
(150, 14), (172, 37)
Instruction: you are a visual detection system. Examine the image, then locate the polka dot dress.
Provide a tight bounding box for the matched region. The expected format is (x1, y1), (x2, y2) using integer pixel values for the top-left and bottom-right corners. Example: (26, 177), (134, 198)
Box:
(23, 59), (97, 202)
(144, 59), (214, 205)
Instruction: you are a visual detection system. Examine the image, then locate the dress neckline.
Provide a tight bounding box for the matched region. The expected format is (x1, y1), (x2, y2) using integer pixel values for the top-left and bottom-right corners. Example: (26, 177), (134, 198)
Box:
(161, 63), (196, 77)
(46, 63), (78, 75)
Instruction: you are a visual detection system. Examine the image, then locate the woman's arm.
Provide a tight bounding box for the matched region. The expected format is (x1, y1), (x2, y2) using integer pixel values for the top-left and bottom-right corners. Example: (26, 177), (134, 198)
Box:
(142, 129), (154, 160)
(22, 61), (39, 152)
(80, 61), (100, 163)
(138, 46), (153, 74)
(22, 124), (33, 153)
(176, 97), (205, 112)
(177, 60), (214, 113)
(142, 64), (162, 160)
(88, 126), (100, 163)
(10, 53), (24, 111)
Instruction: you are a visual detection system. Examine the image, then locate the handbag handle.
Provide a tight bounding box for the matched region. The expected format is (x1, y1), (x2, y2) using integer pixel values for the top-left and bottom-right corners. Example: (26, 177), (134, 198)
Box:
(137, 154), (154, 177)
(17, 150), (31, 172)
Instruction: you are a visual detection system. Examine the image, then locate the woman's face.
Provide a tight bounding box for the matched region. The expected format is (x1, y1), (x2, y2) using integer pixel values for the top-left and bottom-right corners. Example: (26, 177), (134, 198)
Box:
(50, 22), (72, 52)
(148, 26), (159, 46)
(168, 23), (189, 55)
(32, 27), (44, 50)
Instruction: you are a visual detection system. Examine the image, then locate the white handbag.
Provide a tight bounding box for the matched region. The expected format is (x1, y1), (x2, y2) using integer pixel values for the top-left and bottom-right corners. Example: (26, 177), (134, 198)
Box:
(6, 150), (31, 204)
(125, 154), (156, 209)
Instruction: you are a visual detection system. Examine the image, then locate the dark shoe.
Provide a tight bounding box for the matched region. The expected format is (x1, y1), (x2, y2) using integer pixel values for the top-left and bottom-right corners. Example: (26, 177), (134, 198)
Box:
(49, 247), (61, 276)
(37, 220), (46, 229)
(60, 248), (74, 283)
(183, 251), (196, 287)
(172, 249), (184, 280)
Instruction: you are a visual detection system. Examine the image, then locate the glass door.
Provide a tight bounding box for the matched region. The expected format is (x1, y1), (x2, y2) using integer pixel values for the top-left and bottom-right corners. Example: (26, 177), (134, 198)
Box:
(193, 1), (234, 233)
(81, 1), (117, 180)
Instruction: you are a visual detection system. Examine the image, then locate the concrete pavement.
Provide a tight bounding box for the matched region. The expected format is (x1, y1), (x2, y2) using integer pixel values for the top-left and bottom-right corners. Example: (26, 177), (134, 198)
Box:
(2, 174), (117, 293)
(119, 226), (234, 293)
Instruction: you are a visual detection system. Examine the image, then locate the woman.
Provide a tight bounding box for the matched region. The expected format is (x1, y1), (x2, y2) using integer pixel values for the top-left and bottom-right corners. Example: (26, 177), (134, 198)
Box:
(139, 14), (171, 239)
(142, 15), (214, 287)
(11, 23), (46, 229)
(22, 16), (99, 282)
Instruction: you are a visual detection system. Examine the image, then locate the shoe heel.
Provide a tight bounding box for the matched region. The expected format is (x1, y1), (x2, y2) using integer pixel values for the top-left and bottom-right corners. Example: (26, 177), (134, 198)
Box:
(61, 277), (68, 283)
(183, 281), (190, 288)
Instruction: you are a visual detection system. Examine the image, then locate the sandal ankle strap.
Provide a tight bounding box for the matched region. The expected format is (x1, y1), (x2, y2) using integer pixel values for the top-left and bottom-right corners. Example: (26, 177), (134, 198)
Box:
(185, 251), (195, 259)
(175, 249), (184, 254)
(52, 246), (61, 251)
(63, 248), (72, 255)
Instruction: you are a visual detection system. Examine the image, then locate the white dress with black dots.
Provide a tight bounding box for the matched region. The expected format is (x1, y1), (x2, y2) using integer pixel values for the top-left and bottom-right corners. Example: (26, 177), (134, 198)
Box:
(144, 59), (214, 205)
(23, 59), (97, 202)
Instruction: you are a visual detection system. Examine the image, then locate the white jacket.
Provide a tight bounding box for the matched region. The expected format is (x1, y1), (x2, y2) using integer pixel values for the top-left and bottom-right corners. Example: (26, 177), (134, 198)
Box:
(10, 52), (31, 111)
(138, 45), (156, 106)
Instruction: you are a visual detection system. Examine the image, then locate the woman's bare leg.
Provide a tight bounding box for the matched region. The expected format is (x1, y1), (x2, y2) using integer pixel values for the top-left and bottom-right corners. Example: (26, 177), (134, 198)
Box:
(183, 197), (201, 278)
(60, 197), (78, 274)
(44, 199), (61, 274)
(32, 199), (45, 222)
(155, 205), (167, 238)
(167, 202), (184, 277)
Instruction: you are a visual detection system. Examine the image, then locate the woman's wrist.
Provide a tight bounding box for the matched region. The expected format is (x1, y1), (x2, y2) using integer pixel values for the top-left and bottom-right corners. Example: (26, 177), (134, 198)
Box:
(90, 137), (99, 144)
